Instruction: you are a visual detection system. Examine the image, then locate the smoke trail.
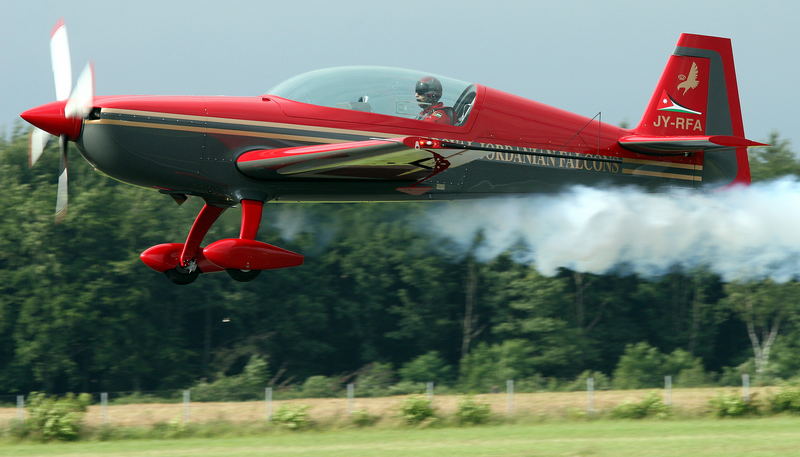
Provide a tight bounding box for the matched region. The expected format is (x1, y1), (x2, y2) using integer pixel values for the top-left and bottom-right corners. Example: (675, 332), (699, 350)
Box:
(269, 205), (339, 255)
(424, 178), (800, 281)
(271, 206), (309, 242)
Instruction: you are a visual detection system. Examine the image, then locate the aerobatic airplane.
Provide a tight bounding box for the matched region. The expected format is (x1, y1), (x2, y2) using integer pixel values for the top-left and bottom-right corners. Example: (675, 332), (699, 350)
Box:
(21, 21), (764, 284)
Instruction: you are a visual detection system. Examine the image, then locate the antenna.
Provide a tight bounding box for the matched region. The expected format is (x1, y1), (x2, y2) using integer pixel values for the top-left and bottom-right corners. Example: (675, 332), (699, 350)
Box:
(562, 111), (602, 151)
(597, 111), (602, 155)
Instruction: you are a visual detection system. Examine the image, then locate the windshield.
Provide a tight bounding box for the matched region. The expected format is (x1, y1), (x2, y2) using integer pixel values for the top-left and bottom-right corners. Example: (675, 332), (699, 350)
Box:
(268, 66), (476, 126)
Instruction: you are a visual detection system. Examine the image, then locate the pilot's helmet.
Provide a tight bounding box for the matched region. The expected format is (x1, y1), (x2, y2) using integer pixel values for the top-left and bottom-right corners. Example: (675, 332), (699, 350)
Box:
(415, 76), (442, 107)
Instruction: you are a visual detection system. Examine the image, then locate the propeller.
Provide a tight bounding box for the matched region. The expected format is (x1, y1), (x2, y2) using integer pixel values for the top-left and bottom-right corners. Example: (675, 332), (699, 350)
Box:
(50, 18), (72, 102)
(27, 19), (94, 221)
(56, 135), (69, 222)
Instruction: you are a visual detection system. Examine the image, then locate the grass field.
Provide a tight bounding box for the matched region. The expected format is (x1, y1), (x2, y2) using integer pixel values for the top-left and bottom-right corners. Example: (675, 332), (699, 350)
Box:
(0, 387), (773, 427)
(2, 416), (800, 457)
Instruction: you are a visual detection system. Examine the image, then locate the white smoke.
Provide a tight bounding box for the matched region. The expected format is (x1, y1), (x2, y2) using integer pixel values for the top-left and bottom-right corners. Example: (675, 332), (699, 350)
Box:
(425, 178), (800, 281)
(270, 205), (339, 255)
(271, 206), (309, 241)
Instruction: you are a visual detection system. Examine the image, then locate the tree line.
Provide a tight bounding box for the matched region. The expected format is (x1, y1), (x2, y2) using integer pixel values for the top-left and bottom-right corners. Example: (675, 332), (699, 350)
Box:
(0, 127), (798, 395)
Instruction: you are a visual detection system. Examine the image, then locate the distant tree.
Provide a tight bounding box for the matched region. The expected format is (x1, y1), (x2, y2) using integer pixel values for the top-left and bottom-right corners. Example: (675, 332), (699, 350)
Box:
(488, 265), (585, 377)
(666, 349), (711, 387)
(191, 355), (271, 401)
(612, 342), (667, 389)
(748, 132), (800, 181)
(399, 351), (453, 384)
(458, 340), (537, 391)
(723, 280), (800, 382)
(632, 268), (726, 361)
(354, 362), (395, 397)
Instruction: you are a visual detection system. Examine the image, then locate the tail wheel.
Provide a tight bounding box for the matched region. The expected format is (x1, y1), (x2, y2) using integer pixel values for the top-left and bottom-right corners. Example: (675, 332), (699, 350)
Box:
(165, 267), (200, 285)
(226, 269), (261, 282)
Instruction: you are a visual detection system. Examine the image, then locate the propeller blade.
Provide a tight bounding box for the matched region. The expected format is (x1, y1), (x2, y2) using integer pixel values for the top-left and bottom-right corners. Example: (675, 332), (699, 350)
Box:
(65, 62), (95, 118)
(55, 135), (69, 222)
(50, 19), (72, 102)
(29, 127), (52, 167)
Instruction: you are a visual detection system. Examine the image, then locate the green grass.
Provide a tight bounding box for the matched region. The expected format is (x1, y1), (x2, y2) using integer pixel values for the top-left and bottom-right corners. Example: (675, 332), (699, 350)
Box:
(3, 417), (800, 457)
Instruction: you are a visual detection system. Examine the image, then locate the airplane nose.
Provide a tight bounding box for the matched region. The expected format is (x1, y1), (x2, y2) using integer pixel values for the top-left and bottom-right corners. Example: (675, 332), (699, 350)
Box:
(20, 101), (83, 140)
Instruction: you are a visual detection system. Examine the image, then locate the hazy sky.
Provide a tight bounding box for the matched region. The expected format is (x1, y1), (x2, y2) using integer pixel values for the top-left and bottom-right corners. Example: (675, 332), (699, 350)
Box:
(3, 0), (797, 148)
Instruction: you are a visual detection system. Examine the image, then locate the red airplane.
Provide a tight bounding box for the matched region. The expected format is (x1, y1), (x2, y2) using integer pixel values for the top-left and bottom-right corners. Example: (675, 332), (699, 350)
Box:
(21, 22), (764, 284)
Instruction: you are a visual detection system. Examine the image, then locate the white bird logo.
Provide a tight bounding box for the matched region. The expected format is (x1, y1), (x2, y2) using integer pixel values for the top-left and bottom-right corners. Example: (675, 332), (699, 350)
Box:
(677, 62), (700, 95)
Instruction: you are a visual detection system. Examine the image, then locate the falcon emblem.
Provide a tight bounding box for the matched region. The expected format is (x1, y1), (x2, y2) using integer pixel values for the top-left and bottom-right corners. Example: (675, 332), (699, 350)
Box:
(677, 62), (699, 95)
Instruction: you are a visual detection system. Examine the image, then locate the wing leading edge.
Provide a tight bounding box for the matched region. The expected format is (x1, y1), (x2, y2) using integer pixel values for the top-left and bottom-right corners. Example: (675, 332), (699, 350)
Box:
(235, 137), (488, 183)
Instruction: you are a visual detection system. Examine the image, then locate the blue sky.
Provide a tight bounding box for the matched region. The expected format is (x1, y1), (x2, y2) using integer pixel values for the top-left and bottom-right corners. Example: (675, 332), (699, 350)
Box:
(3, 0), (797, 148)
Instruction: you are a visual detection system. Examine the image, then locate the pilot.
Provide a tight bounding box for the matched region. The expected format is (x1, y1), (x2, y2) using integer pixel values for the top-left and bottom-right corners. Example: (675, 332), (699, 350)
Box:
(415, 77), (454, 125)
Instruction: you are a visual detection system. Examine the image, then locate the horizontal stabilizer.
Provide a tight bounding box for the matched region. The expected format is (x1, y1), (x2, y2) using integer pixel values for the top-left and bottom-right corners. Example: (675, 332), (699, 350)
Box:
(619, 134), (766, 155)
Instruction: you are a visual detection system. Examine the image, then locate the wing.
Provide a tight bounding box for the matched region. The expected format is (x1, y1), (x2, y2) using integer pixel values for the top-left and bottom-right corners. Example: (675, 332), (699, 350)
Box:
(236, 137), (486, 182)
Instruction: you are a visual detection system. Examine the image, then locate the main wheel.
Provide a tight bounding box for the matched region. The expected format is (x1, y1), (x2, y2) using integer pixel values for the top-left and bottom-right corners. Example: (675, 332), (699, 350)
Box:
(165, 266), (200, 285)
(226, 269), (261, 282)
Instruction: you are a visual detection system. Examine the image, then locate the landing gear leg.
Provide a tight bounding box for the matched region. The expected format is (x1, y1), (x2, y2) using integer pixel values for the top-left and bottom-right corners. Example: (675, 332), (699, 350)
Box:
(164, 203), (226, 285)
(226, 199), (263, 282)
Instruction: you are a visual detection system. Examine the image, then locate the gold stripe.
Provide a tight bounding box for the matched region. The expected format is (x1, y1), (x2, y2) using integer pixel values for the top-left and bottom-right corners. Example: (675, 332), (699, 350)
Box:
(85, 119), (346, 144)
(623, 157), (703, 171)
(100, 108), (396, 138)
(623, 168), (702, 181)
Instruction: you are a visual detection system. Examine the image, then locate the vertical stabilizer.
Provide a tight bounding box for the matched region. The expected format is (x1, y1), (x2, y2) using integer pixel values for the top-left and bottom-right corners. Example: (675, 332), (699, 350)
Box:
(635, 34), (752, 185)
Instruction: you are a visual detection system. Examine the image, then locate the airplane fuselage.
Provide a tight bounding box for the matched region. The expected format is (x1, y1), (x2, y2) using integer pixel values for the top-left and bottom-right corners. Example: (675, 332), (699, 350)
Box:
(78, 88), (704, 207)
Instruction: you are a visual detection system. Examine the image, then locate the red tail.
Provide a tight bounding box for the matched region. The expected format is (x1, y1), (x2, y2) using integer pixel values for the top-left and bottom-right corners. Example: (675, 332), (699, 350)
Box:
(634, 34), (755, 185)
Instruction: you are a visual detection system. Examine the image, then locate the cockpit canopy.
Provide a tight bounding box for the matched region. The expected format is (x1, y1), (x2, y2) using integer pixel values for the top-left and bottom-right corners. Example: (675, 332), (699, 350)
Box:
(268, 66), (477, 126)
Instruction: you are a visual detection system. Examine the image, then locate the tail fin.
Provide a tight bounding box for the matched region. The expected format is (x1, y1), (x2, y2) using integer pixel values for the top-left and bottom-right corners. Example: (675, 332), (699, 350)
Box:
(633, 34), (757, 185)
